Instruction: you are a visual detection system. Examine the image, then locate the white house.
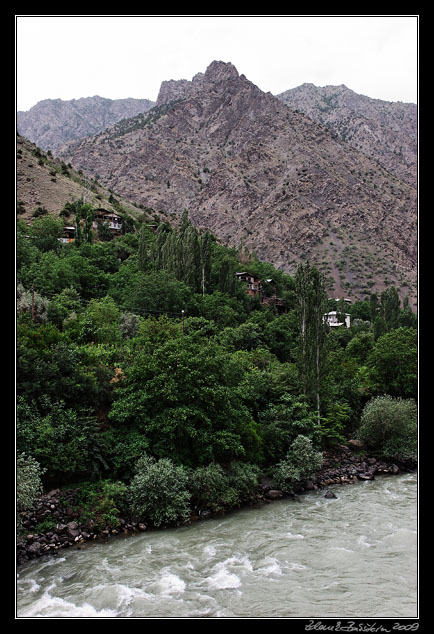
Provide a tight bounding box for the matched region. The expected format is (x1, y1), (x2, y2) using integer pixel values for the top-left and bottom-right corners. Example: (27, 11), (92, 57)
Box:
(324, 311), (351, 328)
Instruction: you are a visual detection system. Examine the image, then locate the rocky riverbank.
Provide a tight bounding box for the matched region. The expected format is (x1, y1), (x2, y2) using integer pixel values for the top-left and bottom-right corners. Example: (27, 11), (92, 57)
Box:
(16, 442), (417, 566)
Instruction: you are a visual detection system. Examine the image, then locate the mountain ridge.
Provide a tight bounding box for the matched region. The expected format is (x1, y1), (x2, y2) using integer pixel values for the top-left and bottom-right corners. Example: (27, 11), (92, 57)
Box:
(18, 61), (417, 307)
(17, 95), (156, 153)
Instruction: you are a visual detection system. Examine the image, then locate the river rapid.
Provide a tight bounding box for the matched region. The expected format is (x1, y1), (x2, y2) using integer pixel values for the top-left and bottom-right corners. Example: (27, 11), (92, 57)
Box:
(16, 471), (417, 619)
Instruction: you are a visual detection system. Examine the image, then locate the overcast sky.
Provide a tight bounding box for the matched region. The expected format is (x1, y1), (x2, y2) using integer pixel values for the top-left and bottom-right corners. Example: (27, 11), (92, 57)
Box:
(16, 15), (418, 112)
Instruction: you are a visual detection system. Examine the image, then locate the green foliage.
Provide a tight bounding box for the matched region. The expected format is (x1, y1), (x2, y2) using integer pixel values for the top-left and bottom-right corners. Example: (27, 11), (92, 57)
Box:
(16, 453), (45, 531)
(319, 401), (352, 446)
(30, 215), (64, 252)
(217, 321), (263, 352)
(258, 394), (320, 464)
(47, 287), (83, 328)
(346, 331), (375, 365)
(16, 283), (50, 324)
(366, 327), (417, 399)
(225, 461), (262, 503)
(272, 435), (323, 492)
(16, 397), (108, 483)
(109, 337), (262, 467)
(75, 480), (128, 531)
(355, 395), (417, 461)
(188, 463), (238, 512)
(295, 262), (329, 420)
(15, 196), (417, 499)
(128, 454), (191, 527)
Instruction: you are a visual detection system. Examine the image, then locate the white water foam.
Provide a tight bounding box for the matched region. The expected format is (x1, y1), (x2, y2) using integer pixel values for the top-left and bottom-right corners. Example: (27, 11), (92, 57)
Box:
(17, 591), (118, 618)
(158, 569), (186, 595)
(206, 562), (242, 590)
(257, 556), (283, 577)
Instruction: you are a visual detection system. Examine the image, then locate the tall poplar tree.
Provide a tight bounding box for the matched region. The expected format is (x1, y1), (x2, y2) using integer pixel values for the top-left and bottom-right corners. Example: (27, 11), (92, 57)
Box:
(200, 232), (212, 296)
(295, 262), (329, 423)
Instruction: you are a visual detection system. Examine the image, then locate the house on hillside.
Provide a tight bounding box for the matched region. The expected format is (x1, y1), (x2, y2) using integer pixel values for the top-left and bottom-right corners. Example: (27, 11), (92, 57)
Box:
(235, 272), (287, 312)
(93, 209), (123, 236)
(235, 272), (261, 297)
(58, 226), (76, 243)
(324, 310), (351, 328)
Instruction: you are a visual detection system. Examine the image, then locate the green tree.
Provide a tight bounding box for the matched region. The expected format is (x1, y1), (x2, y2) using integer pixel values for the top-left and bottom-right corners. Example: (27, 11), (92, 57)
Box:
(128, 454), (191, 527)
(355, 395), (417, 461)
(30, 216), (64, 252)
(200, 231), (212, 296)
(366, 327), (417, 399)
(109, 337), (262, 467)
(272, 435), (323, 492)
(295, 262), (329, 423)
(380, 286), (401, 332)
(16, 397), (108, 483)
(258, 394), (320, 464)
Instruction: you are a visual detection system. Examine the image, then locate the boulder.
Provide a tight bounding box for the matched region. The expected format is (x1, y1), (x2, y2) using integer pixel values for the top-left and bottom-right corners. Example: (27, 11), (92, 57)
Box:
(27, 542), (42, 555)
(324, 490), (337, 499)
(65, 521), (80, 539)
(266, 490), (284, 500)
(348, 439), (365, 451)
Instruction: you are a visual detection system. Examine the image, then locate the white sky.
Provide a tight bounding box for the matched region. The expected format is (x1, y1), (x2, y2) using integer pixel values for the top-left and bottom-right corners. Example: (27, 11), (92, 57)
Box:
(16, 15), (418, 112)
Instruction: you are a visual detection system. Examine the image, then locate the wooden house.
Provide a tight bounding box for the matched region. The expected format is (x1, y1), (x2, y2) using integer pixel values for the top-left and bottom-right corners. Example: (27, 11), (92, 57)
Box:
(235, 272), (261, 297)
(58, 226), (76, 243)
(235, 272), (287, 312)
(93, 209), (123, 236)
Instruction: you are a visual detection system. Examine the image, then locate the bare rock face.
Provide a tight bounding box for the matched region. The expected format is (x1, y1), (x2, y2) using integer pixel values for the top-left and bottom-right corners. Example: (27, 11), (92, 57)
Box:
(17, 96), (155, 152)
(276, 83), (417, 188)
(56, 61), (417, 307)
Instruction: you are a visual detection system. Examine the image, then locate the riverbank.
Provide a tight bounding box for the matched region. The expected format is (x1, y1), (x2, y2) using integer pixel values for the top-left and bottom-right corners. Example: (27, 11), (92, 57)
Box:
(16, 442), (416, 567)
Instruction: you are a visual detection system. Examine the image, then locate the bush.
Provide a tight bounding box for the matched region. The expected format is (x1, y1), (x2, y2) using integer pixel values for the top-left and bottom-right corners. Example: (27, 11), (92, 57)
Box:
(75, 480), (128, 532)
(258, 394), (320, 464)
(188, 463), (238, 513)
(355, 395), (417, 461)
(226, 461), (262, 503)
(16, 453), (45, 532)
(272, 435), (323, 493)
(128, 454), (191, 527)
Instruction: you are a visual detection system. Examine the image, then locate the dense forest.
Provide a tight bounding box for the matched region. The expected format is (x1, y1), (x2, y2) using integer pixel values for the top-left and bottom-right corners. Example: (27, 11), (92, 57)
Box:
(16, 202), (417, 533)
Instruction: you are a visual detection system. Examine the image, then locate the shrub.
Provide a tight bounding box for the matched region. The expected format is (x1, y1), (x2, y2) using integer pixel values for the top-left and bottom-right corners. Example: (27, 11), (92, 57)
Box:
(258, 394), (320, 464)
(75, 480), (128, 532)
(272, 435), (323, 493)
(188, 463), (238, 513)
(128, 454), (191, 527)
(226, 461), (262, 503)
(16, 453), (45, 532)
(355, 395), (417, 461)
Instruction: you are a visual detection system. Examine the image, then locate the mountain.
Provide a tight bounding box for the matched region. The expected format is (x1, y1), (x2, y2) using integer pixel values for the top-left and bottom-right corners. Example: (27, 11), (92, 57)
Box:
(51, 61), (417, 307)
(276, 83), (417, 188)
(16, 133), (157, 225)
(17, 96), (155, 153)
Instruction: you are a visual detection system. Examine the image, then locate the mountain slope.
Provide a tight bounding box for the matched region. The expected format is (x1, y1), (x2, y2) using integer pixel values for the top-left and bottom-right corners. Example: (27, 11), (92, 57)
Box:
(16, 133), (155, 224)
(276, 83), (417, 188)
(56, 61), (417, 306)
(17, 96), (155, 153)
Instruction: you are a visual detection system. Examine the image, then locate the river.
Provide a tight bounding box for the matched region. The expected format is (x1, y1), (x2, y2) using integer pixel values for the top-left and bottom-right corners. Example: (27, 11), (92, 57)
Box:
(16, 471), (417, 619)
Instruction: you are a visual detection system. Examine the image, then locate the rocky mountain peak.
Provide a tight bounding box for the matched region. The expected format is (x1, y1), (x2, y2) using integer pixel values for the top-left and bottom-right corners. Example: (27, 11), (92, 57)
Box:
(203, 60), (239, 82)
(50, 61), (417, 307)
(156, 61), (243, 107)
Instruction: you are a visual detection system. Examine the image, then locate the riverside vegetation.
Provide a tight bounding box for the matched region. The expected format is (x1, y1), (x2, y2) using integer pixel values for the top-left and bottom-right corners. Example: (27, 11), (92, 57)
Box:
(16, 203), (417, 563)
